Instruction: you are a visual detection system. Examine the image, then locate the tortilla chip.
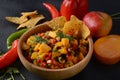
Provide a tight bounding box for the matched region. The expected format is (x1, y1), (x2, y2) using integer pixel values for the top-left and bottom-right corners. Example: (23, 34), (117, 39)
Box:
(5, 16), (28, 24)
(80, 22), (90, 39)
(47, 16), (67, 30)
(71, 15), (90, 39)
(17, 14), (44, 29)
(63, 18), (81, 38)
(21, 10), (38, 18)
(63, 15), (90, 39)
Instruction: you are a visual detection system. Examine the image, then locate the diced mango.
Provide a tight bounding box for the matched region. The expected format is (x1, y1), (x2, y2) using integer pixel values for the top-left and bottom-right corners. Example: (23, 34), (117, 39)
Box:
(39, 43), (51, 53)
(52, 52), (61, 59)
(38, 53), (46, 60)
(48, 31), (57, 38)
(53, 42), (63, 51)
(34, 43), (41, 51)
(31, 52), (38, 59)
(26, 36), (34, 45)
(61, 38), (69, 47)
(55, 42), (62, 47)
(31, 51), (47, 61)
(26, 36), (37, 47)
(58, 48), (67, 54)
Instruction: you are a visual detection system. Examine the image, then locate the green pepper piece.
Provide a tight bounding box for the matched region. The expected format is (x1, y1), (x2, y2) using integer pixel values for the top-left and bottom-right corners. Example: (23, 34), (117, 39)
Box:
(7, 28), (27, 49)
(58, 56), (65, 64)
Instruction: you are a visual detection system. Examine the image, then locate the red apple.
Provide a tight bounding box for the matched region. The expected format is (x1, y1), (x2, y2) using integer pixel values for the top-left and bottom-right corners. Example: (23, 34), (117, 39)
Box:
(83, 11), (112, 38)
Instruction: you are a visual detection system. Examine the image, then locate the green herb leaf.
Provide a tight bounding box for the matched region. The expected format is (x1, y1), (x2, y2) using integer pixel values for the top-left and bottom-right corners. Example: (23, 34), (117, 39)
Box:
(56, 31), (64, 38)
(65, 35), (74, 41)
(34, 35), (40, 42)
(56, 31), (74, 41)
(34, 35), (48, 44)
(0, 67), (25, 80)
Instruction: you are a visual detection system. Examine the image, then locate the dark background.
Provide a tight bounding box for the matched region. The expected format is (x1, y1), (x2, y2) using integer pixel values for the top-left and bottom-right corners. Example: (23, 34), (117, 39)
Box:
(0, 0), (120, 80)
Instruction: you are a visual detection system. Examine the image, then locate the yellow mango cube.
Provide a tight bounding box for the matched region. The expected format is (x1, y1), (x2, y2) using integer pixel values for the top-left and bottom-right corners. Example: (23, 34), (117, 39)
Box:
(55, 42), (62, 47)
(38, 53), (46, 60)
(52, 52), (61, 59)
(61, 38), (69, 47)
(34, 43), (41, 51)
(31, 52), (38, 59)
(58, 48), (67, 54)
(39, 43), (51, 53)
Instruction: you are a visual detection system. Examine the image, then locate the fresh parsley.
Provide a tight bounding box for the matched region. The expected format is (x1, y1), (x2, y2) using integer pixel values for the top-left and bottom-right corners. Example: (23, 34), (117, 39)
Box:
(0, 67), (25, 80)
(56, 31), (74, 41)
(34, 35), (48, 44)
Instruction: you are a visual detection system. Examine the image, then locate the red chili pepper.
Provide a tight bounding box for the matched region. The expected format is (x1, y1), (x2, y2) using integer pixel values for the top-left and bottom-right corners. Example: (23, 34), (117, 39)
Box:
(43, 2), (60, 19)
(0, 39), (19, 69)
(60, 0), (88, 20)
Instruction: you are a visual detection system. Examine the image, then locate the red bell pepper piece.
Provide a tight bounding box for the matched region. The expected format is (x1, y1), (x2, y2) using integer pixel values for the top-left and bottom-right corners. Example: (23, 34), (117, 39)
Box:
(60, 0), (88, 20)
(43, 2), (60, 19)
(0, 39), (19, 69)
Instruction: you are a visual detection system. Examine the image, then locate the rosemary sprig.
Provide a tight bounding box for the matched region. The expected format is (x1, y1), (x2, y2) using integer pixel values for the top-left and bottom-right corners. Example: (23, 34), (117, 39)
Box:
(111, 12), (120, 19)
(0, 67), (25, 80)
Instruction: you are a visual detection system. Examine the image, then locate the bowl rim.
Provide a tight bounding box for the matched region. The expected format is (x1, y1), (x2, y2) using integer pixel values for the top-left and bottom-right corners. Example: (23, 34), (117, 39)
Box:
(18, 23), (93, 72)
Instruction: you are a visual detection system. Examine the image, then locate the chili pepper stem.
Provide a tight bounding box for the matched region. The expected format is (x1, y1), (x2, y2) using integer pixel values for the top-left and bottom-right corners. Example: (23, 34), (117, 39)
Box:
(111, 12), (120, 17)
(111, 12), (120, 19)
(112, 17), (120, 19)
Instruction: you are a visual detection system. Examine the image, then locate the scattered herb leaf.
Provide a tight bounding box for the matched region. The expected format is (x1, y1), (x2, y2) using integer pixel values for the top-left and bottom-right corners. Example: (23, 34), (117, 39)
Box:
(0, 67), (25, 80)
(56, 31), (74, 41)
(34, 35), (48, 44)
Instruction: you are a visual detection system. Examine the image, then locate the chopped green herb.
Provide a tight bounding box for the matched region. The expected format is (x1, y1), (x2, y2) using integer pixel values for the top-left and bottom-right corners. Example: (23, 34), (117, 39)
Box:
(56, 31), (74, 41)
(65, 35), (74, 41)
(34, 35), (48, 44)
(34, 35), (40, 42)
(56, 31), (64, 38)
(52, 48), (57, 52)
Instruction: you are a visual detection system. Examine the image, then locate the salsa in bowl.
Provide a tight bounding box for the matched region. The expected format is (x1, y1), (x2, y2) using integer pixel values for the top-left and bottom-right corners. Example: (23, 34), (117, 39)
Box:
(17, 16), (93, 79)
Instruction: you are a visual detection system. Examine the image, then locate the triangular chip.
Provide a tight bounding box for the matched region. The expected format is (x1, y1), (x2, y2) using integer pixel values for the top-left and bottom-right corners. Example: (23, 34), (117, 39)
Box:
(47, 16), (67, 30)
(63, 17), (81, 38)
(80, 22), (90, 39)
(17, 14), (44, 29)
(70, 15), (90, 39)
(5, 16), (28, 24)
(63, 15), (90, 39)
(21, 10), (38, 18)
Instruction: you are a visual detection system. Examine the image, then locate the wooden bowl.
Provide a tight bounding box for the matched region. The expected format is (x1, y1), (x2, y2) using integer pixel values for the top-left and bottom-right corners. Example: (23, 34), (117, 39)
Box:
(17, 23), (93, 80)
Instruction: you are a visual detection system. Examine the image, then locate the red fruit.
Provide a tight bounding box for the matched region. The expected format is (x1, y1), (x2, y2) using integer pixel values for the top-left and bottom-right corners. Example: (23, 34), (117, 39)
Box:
(77, 0), (88, 19)
(60, 0), (78, 20)
(83, 11), (112, 38)
(60, 0), (88, 20)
